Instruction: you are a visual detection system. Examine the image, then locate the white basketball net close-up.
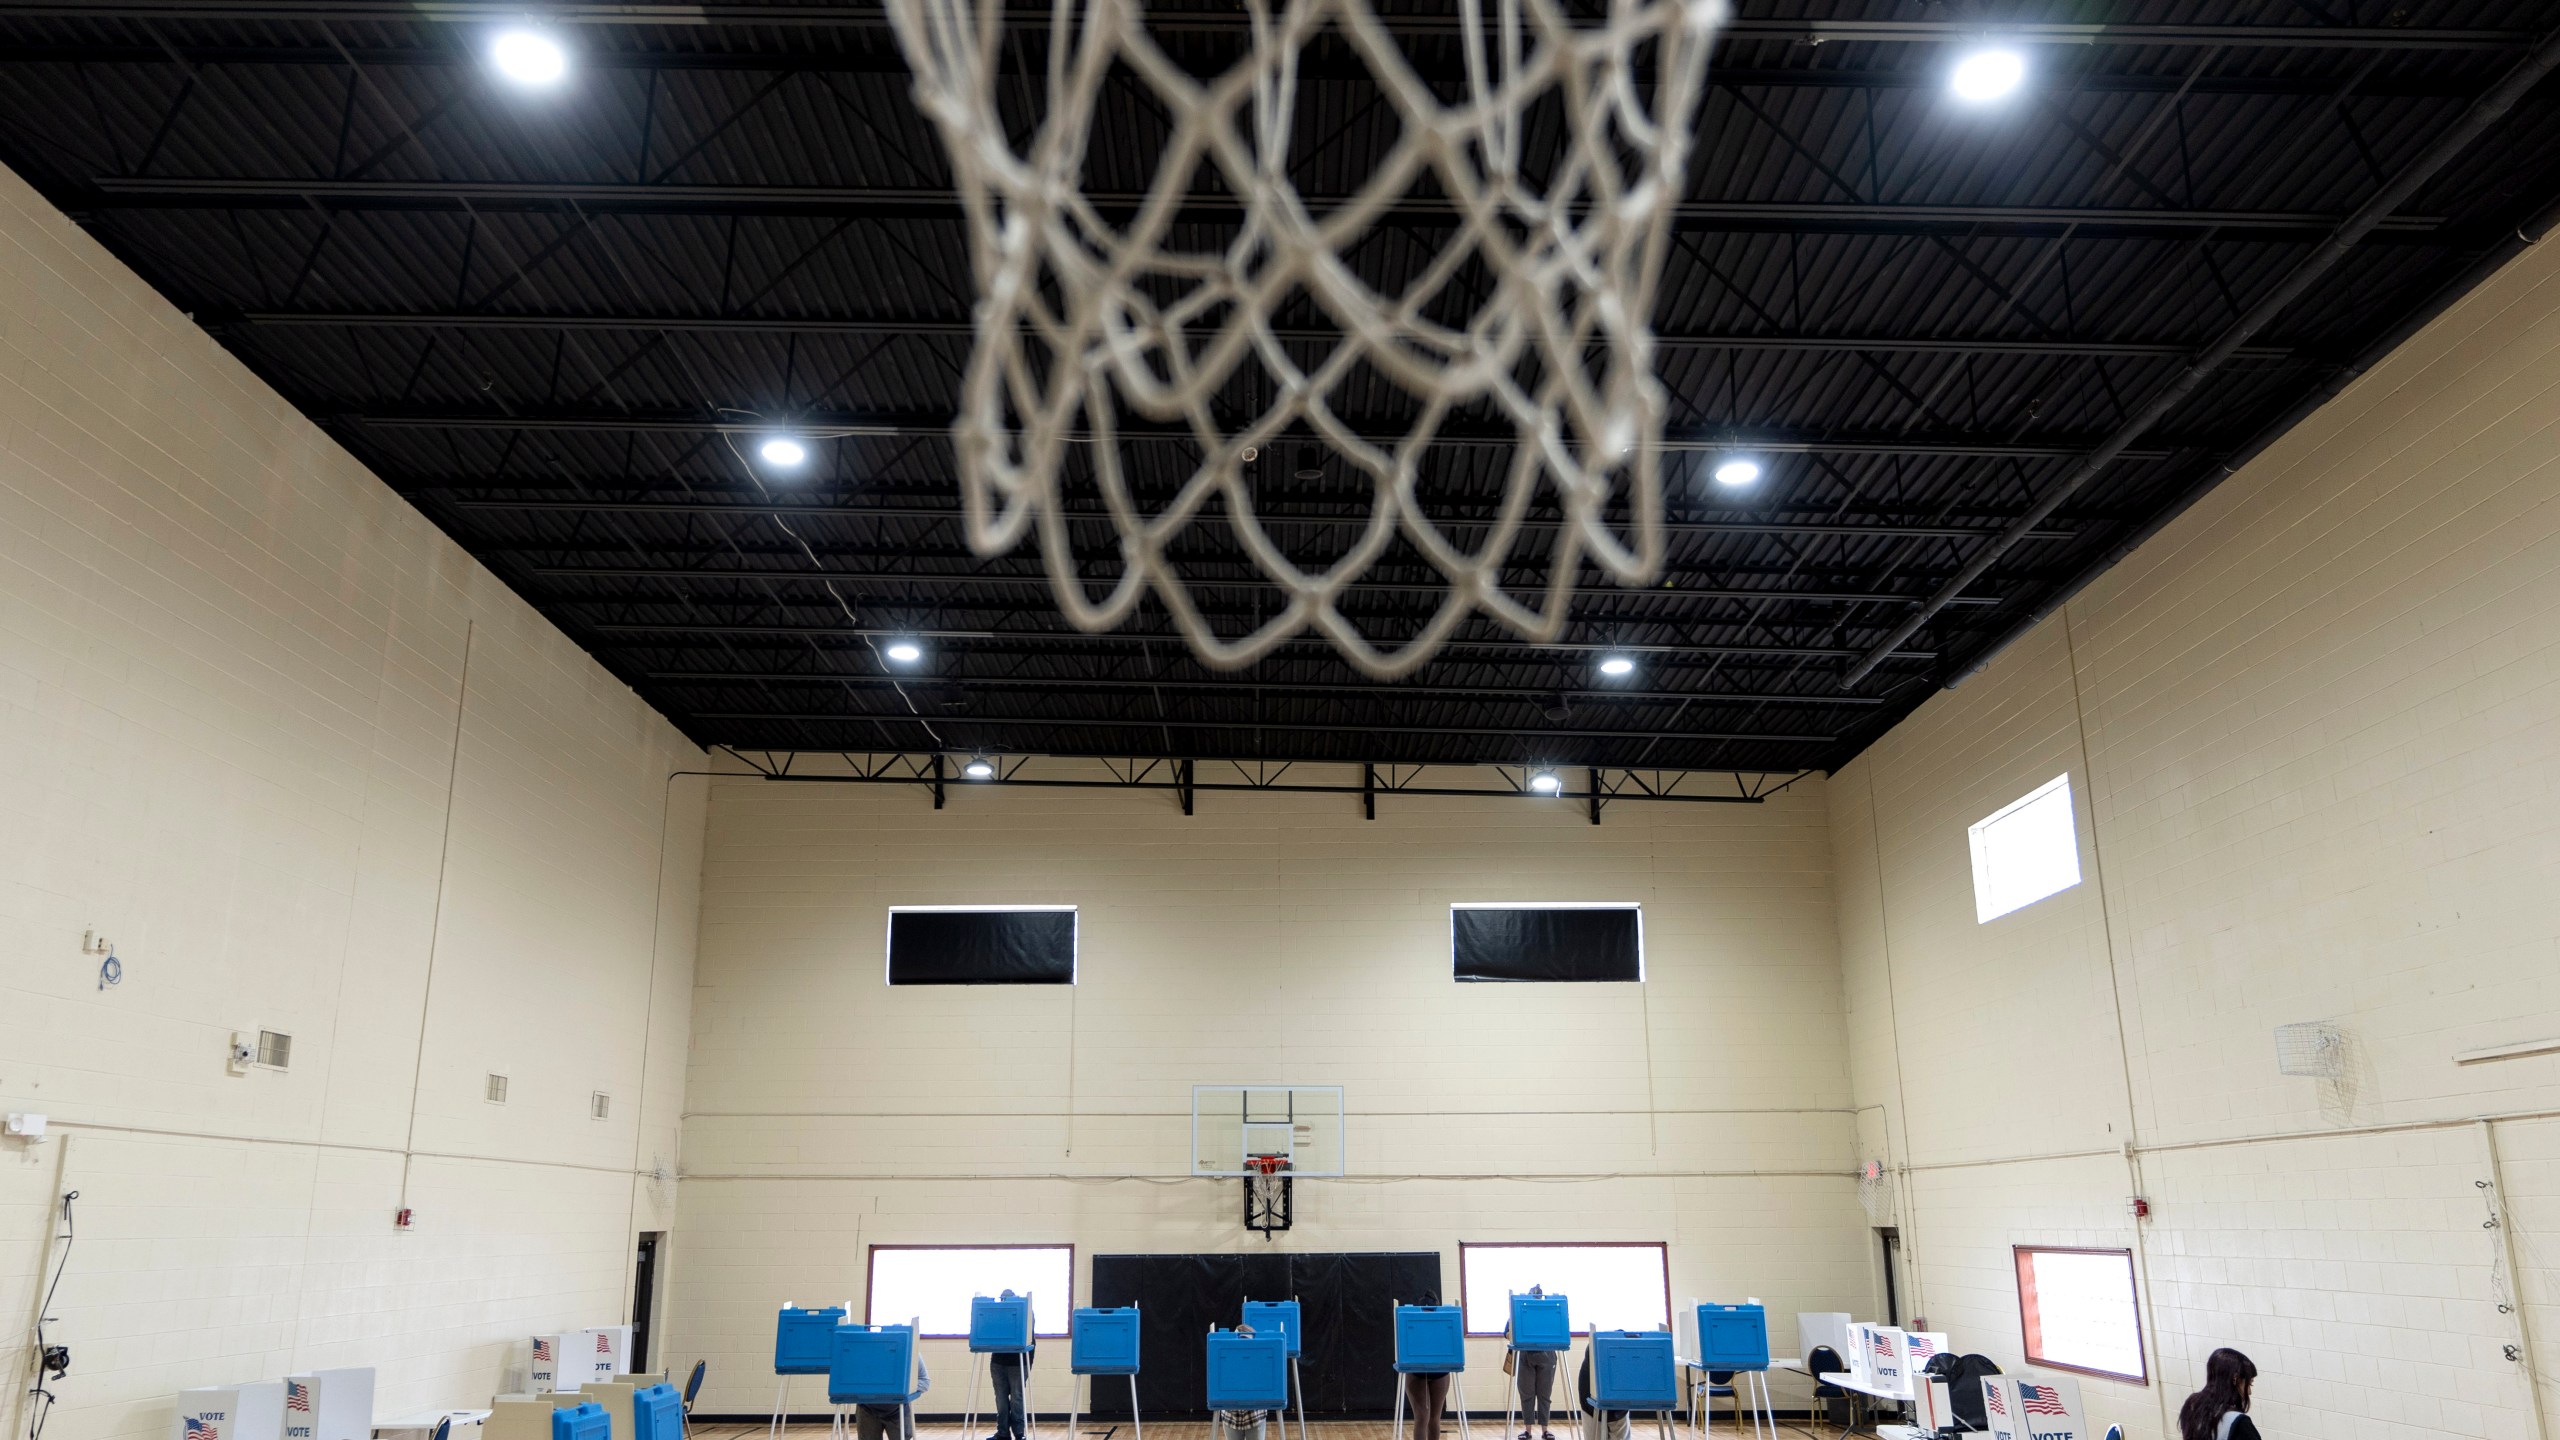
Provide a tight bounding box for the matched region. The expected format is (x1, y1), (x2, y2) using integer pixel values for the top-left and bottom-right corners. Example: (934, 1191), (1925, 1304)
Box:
(887, 0), (1726, 677)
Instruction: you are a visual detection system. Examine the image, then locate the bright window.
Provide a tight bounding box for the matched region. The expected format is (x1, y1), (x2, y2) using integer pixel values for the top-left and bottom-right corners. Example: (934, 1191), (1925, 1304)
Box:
(867, 1245), (1074, 1337)
(2014, 1246), (2146, 1384)
(1968, 774), (2083, 923)
(1458, 1243), (1670, 1336)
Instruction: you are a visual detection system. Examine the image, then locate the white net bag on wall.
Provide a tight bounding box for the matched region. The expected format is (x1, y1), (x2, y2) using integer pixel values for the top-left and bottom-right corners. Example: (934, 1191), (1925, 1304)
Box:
(887, 0), (1726, 676)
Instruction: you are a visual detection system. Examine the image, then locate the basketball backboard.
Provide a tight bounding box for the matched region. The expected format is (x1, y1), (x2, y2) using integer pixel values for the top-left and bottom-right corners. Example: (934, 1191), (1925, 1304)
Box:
(1190, 1085), (1344, 1177)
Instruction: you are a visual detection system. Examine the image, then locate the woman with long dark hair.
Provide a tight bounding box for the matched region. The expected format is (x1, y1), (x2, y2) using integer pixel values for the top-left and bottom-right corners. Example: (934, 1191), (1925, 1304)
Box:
(2178, 1348), (2260, 1440)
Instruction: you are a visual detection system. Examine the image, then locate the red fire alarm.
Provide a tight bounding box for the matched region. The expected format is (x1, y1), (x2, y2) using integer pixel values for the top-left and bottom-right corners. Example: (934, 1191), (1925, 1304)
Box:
(2131, 1196), (2151, 1218)
(395, 1207), (415, 1228)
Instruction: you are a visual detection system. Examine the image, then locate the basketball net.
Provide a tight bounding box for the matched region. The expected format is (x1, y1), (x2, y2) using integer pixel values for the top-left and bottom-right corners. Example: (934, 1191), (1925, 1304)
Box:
(886, 0), (1727, 676)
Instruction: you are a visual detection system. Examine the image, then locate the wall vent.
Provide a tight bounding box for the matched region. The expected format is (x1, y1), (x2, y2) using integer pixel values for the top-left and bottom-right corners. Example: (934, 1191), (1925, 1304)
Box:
(486, 1073), (510, 1104)
(255, 1031), (293, 1069)
(591, 1091), (611, 1121)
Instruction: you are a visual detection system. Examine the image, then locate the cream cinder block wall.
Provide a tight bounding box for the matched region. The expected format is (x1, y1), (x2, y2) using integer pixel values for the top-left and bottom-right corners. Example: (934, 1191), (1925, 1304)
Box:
(668, 771), (1873, 1415)
(1833, 226), (2560, 1439)
(0, 158), (708, 1440)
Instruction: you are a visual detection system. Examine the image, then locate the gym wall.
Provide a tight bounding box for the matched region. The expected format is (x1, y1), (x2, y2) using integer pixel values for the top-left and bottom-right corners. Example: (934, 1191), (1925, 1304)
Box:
(1833, 203), (2560, 1439)
(667, 769), (1872, 1417)
(0, 160), (708, 1440)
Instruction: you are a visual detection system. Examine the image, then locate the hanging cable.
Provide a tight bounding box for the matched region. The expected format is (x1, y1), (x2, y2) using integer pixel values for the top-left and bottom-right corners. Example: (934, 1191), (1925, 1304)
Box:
(28, 1190), (77, 1440)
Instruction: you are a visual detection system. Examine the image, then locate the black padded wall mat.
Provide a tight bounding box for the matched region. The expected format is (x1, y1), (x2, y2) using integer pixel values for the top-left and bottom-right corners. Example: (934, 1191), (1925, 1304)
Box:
(1088, 1252), (1441, 1418)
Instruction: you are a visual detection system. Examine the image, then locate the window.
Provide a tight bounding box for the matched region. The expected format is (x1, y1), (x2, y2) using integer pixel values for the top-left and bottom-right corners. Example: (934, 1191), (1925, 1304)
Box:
(887, 906), (1077, 985)
(1457, 1243), (1670, 1336)
(2014, 1246), (2146, 1384)
(1968, 774), (2083, 923)
(867, 1245), (1074, 1337)
(1452, 904), (1643, 982)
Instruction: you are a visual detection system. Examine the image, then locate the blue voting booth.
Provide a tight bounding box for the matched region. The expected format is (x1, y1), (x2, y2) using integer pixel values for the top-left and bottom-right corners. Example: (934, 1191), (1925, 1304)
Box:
(1589, 1331), (1678, 1412)
(1392, 1306), (1467, 1373)
(1509, 1294), (1571, 1353)
(1067, 1307), (1143, 1440)
(1240, 1301), (1301, 1359)
(829, 1324), (925, 1406)
(1071, 1308), (1141, 1376)
(776, 1307), (846, 1376)
(970, 1294), (1035, 1354)
(1693, 1305), (1768, 1371)
(551, 1404), (610, 1440)
(1206, 1328), (1290, 1412)
(631, 1385), (685, 1440)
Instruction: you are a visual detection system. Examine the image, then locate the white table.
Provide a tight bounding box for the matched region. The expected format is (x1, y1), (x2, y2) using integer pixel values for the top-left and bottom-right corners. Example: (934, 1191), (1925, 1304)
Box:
(1815, 1373), (1911, 1438)
(373, 1410), (491, 1440)
(1877, 1426), (1936, 1440)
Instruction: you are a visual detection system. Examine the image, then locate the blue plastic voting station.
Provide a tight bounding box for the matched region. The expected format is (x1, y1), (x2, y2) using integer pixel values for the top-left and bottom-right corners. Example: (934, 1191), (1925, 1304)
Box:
(1508, 1294), (1571, 1353)
(775, 1307), (846, 1376)
(828, 1324), (924, 1406)
(1206, 1328), (1289, 1412)
(1239, 1301), (1301, 1359)
(551, 1403), (610, 1440)
(1589, 1331), (1678, 1412)
(1694, 1305), (1769, 1371)
(1071, 1308), (1141, 1376)
(969, 1293), (1035, 1354)
(631, 1385), (684, 1440)
(1392, 1305), (1466, 1374)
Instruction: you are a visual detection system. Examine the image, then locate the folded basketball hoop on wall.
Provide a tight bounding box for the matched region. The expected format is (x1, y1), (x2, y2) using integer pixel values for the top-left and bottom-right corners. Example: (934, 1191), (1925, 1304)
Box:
(1195, 1085), (1344, 1237)
(884, 0), (1729, 677)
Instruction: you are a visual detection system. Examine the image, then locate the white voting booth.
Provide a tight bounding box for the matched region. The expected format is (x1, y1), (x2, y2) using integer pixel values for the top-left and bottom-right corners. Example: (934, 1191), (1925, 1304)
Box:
(529, 1330), (634, 1393)
(1982, 1374), (2089, 1440)
(282, 1370), (374, 1440)
(1840, 1325), (1945, 1401)
(176, 1382), (285, 1440)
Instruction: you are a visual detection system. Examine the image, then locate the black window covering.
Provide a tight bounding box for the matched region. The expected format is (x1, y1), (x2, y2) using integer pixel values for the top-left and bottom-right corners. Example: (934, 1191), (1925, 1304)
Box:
(887, 908), (1076, 984)
(1452, 905), (1641, 982)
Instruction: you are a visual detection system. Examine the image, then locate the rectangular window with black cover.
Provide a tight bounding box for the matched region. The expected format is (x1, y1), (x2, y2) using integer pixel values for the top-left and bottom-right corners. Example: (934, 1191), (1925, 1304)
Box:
(887, 906), (1077, 985)
(1450, 903), (1642, 982)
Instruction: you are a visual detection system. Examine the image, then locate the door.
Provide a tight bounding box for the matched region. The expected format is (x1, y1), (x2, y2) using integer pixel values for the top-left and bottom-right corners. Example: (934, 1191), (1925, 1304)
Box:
(632, 1232), (663, 1374)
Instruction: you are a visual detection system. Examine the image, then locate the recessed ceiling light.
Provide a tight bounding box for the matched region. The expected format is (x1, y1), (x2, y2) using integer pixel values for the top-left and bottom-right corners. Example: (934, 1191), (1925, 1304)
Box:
(1528, 770), (1563, 795)
(1599, 656), (1636, 677)
(1950, 47), (2027, 104)
(490, 28), (568, 87)
(1713, 458), (1762, 487)
(963, 757), (995, 780)
(759, 436), (808, 467)
(885, 641), (923, 663)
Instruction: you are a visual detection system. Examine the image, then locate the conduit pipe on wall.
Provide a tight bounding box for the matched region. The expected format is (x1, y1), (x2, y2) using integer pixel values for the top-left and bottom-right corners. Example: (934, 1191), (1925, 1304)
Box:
(1843, 22), (2560, 690)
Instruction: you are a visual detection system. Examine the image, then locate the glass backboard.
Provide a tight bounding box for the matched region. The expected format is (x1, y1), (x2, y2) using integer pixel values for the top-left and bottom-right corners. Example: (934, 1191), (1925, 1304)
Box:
(1191, 1085), (1345, 1176)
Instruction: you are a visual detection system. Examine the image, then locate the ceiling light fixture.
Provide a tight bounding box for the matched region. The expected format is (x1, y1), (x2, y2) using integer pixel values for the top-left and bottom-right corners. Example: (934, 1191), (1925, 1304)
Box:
(1712, 458), (1762, 487)
(1528, 770), (1563, 795)
(489, 28), (569, 87)
(963, 757), (996, 780)
(1598, 656), (1636, 678)
(884, 641), (923, 663)
(1949, 47), (2027, 104)
(759, 436), (808, 467)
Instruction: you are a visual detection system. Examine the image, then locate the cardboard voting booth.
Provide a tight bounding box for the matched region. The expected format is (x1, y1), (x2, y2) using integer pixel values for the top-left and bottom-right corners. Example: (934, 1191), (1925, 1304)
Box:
(176, 1382), (285, 1440)
(1509, 1294), (1571, 1353)
(1983, 1374), (2088, 1440)
(1901, 1332), (1948, 1383)
(281, 1369), (372, 1440)
(577, 1382), (638, 1440)
(1796, 1313), (1849, 1370)
(775, 1306), (847, 1375)
(1072, 1308), (1142, 1376)
(584, 1329), (632, 1386)
(1588, 1332), (1677, 1413)
(485, 1400), (562, 1440)
(1391, 1306), (1466, 1373)
(1206, 1329), (1289, 1412)
(1240, 1301), (1302, 1358)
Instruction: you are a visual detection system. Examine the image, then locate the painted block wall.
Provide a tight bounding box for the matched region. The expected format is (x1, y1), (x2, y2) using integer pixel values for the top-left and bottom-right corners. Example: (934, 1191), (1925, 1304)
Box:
(667, 770), (1874, 1416)
(1831, 222), (2560, 1438)
(0, 158), (708, 1440)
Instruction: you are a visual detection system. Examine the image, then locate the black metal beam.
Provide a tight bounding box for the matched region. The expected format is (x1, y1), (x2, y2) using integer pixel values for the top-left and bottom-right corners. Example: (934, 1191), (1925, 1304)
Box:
(0, 7), (2528, 49)
(639, 669), (1888, 706)
(86, 178), (2447, 238)
(232, 309), (2298, 362)
(341, 408), (2183, 460)
(679, 708), (1835, 744)
(572, 618), (1941, 662)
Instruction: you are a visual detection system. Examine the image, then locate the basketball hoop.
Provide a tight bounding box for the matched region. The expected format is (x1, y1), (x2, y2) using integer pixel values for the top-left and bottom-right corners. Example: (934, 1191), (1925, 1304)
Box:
(884, 0), (1729, 677)
(1244, 1154), (1294, 1237)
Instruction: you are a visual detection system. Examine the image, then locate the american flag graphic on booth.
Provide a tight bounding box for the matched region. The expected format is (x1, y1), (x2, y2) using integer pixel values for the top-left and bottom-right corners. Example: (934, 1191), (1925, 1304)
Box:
(597, 1334), (614, 1354)
(1985, 1386), (2007, 1419)
(535, 1339), (554, 1362)
(2020, 1384), (2070, 1417)
(286, 1385), (311, 1414)
(185, 1418), (217, 1440)
(1871, 1332), (1894, 1359)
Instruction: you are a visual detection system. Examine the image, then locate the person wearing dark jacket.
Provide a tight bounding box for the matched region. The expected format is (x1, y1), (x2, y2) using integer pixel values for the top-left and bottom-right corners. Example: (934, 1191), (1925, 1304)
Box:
(2177, 1348), (2260, 1440)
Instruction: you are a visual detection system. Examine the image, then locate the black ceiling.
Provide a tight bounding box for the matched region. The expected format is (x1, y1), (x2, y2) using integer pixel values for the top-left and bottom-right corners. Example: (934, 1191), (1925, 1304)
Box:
(4, 2), (2557, 776)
